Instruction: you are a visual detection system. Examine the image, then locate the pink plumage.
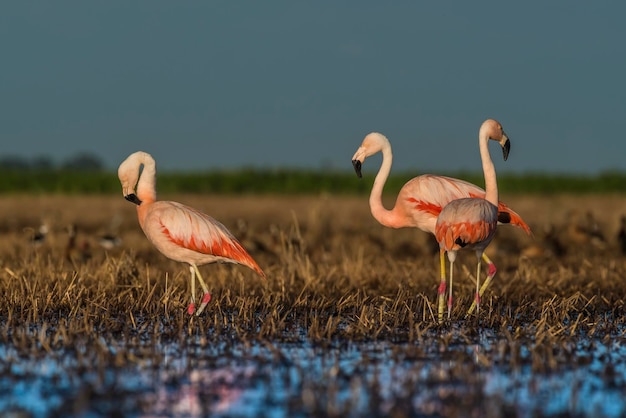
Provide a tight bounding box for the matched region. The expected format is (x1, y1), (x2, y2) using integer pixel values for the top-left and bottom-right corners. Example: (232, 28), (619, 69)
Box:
(352, 120), (529, 321)
(436, 199), (498, 252)
(118, 151), (265, 316)
(434, 119), (512, 320)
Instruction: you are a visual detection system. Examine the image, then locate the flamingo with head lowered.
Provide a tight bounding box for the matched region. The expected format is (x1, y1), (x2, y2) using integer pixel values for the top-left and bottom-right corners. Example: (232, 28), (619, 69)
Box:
(435, 119), (511, 320)
(118, 151), (265, 316)
(351, 124), (530, 322)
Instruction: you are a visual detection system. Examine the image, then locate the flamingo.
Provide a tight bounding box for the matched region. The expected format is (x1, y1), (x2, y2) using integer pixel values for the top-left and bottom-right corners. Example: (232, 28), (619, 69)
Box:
(118, 151), (265, 316)
(435, 119), (509, 320)
(351, 125), (530, 322)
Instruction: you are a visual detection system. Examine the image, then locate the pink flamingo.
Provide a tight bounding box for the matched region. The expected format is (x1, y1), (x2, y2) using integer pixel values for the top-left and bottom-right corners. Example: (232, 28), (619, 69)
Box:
(351, 125), (530, 322)
(435, 119), (509, 320)
(118, 151), (265, 316)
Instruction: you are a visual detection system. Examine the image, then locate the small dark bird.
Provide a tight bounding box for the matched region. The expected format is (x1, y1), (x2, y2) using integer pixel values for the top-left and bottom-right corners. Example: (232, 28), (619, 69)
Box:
(617, 215), (626, 255)
(65, 224), (92, 264)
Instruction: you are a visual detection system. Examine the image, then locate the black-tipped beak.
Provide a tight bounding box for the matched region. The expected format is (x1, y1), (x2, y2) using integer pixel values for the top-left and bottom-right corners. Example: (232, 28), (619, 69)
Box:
(124, 193), (143, 205)
(352, 159), (363, 178)
(501, 138), (510, 161)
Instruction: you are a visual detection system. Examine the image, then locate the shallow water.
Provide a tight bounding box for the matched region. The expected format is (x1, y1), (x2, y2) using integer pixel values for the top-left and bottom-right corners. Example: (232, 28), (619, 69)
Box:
(2, 326), (626, 418)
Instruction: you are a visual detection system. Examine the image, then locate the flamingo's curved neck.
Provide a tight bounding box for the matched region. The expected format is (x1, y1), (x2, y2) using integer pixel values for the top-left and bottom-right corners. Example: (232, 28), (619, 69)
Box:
(136, 155), (157, 204)
(480, 135), (498, 207)
(369, 143), (396, 227)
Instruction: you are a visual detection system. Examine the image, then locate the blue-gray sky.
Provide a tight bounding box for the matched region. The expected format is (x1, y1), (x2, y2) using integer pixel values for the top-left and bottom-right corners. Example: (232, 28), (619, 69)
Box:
(2, 2), (625, 173)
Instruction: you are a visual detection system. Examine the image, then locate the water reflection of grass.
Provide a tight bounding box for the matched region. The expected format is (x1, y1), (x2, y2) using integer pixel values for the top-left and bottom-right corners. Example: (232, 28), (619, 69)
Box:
(1, 194), (626, 416)
(3, 334), (626, 416)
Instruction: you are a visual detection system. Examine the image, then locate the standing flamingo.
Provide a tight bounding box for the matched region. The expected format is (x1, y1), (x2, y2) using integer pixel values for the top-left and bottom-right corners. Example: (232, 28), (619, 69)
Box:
(435, 119), (509, 320)
(351, 126), (530, 322)
(118, 151), (265, 316)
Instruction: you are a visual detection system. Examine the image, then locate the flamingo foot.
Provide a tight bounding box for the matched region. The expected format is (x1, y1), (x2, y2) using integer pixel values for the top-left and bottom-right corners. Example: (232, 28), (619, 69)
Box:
(195, 292), (212, 316)
(187, 302), (196, 316)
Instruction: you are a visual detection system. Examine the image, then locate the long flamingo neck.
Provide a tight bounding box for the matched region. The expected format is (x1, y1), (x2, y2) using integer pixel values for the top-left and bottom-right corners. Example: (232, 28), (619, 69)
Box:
(479, 135), (498, 207)
(136, 155), (157, 204)
(369, 143), (396, 226)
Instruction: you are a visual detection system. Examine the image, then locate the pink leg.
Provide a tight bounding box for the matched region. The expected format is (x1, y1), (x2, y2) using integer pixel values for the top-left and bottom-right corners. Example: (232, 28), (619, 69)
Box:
(187, 265), (197, 316)
(438, 281), (447, 295)
(195, 292), (212, 316)
(487, 262), (497, 278)
(475, 259), (482, 316)
(447, 259), (454, 319)
(467, 253), (497, 317)
(192, 264), (212, 316)
(202, 292), (211, 305)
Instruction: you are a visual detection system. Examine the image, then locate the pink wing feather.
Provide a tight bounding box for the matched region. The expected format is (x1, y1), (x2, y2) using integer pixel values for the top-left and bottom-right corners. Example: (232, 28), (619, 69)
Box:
(158, 202), (265, 277)
(435, 198), (499, 251)
(405, 174), (530, 235)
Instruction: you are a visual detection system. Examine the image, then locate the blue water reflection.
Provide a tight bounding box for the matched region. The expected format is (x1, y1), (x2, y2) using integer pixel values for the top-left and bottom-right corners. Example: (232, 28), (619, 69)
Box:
(1, 331), (625, 417)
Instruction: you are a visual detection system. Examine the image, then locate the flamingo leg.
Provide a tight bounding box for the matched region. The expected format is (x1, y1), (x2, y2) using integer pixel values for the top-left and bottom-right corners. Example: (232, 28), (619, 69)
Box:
(192, 264), (212, 316)
(474, 258), (481, 315)
(187, 265), (197, 315)
(447, 258), (454, 320)
(466, 253), (497, 316)
(437, 248), (447, 323)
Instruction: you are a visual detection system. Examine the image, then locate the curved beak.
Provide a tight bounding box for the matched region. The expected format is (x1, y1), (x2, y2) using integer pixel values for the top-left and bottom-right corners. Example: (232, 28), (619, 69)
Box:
(124, 193), (143, 206)
(352, 159), (363, 178)
(500, 134), (510, 161)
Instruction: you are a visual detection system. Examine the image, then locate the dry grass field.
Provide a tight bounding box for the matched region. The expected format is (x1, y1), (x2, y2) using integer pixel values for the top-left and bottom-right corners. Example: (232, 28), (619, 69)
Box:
(1, 192), (626, 416)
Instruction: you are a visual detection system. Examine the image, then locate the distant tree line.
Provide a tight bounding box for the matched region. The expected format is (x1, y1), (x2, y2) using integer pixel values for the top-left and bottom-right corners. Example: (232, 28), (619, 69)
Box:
(0, 154), (625, 194)
(0, 152), (104, 171)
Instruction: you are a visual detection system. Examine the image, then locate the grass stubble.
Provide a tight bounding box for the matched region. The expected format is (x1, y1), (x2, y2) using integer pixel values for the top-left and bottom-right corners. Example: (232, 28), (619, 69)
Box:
(1, 193), (626, 416)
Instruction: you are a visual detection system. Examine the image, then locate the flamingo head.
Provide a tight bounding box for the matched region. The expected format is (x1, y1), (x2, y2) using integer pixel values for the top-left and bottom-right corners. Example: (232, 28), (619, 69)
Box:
(118, 151), (154, 206)
(481, 119), (510, 161)
(351, 132), (390, 178)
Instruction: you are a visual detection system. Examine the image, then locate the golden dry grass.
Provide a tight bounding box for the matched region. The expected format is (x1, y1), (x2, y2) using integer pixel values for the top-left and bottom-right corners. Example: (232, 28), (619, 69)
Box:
(1, 192), (626, 349)
(0, 191), (624, 324)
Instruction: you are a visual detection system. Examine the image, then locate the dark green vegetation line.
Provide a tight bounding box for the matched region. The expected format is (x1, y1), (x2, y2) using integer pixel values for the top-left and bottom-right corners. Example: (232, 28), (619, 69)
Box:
(0, 168), (625, 194)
